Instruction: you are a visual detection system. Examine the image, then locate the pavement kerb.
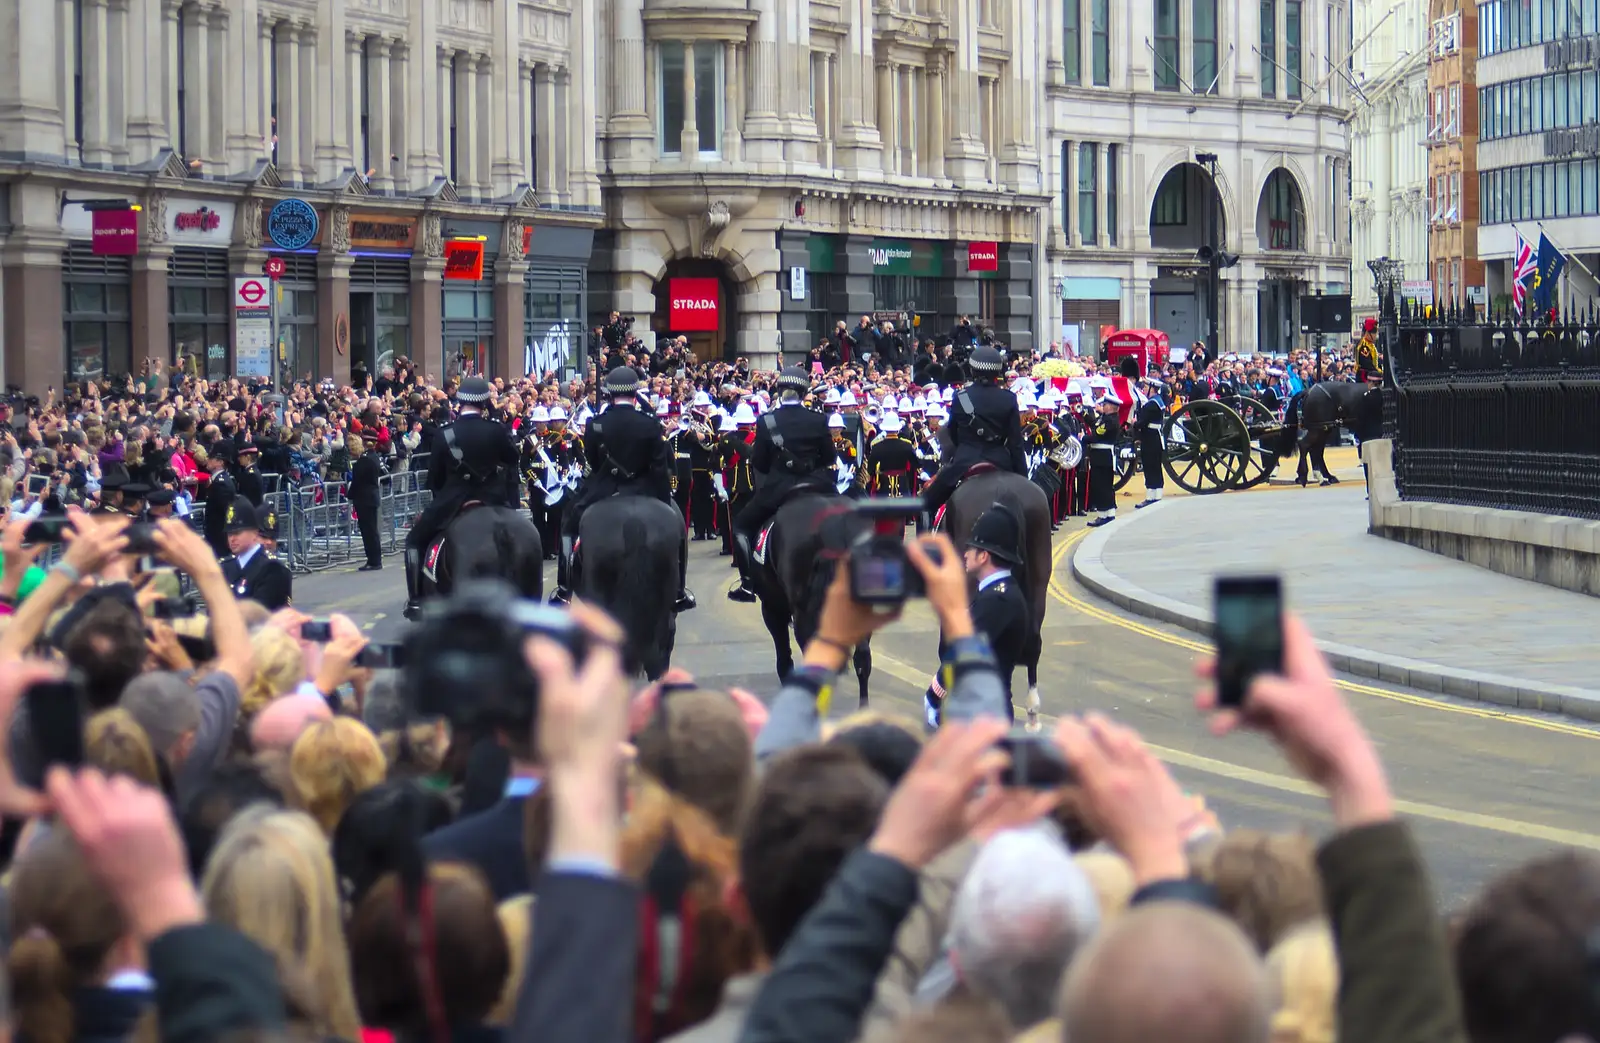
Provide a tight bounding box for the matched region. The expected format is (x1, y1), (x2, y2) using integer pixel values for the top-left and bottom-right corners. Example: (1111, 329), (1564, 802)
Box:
(1068, 503), (1600, 724)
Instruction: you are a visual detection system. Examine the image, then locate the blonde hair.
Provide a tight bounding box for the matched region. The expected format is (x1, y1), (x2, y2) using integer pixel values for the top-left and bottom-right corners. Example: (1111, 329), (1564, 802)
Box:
(85, 707), (161, 787)
(822, 710), (925, 743)
(347, 435), (366, 456)
(289, 717), (388, 834)
(243, 626), (307, 718)
(200, 807), (362, 1040)
(1195, 830), (1324, 953)
(489, 895), (535, 1025)
(1266, 922), (1338, 1043)
(1074, 850), (1137, 922)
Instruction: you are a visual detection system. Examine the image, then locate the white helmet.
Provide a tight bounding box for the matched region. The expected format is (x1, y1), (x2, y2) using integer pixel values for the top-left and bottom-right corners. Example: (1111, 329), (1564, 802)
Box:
(897, 394), (915, 412)
(732, 402), (758, 425)
(548, 405), (568, 421)
(880, 413), (905, 433)
(824, 387), (843, 405)
(839, 390), (859, 407)
(692, 390), (713, 410)
(719, 413), (738, 432)
(828, 412), (845, 430)
(528, 406), (550, 423)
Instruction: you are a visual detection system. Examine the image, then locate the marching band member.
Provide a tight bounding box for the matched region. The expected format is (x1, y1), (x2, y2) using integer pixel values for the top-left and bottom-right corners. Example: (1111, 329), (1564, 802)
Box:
(829, 413), (863, 497)
(1085, 387), (1124, 528)
(686, 392), (720, 541)
(713, 412), (742, 556)
(1133, 374), (1168, 509)
(868, 412), (918, 496)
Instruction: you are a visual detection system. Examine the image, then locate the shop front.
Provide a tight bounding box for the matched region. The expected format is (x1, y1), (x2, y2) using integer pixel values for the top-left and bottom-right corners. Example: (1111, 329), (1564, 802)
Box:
(440, 219), (499, 379)
(59, 200), (136, 384)
(166, 199), (236, 379)
(260, 200), (326, 383)
(1060, 276), (1123, 356)
(522, 225), (592, 380)
(345, 211), (417, 381)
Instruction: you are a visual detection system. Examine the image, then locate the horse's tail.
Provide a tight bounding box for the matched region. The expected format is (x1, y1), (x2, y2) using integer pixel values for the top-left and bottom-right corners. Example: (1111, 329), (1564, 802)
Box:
(610, 515), (672, 676)
(1274, 392), (1304, 459)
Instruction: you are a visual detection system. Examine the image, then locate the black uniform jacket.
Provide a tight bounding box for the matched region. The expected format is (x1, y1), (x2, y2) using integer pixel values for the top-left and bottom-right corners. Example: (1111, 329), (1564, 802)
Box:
(583, 402), (673, 501)
(221, 547), (293, 610)
(427, 412), (521, 507)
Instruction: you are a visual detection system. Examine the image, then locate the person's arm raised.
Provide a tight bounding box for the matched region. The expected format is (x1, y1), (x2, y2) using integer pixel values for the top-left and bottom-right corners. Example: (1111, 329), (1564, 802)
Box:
(0, 509), (128, 660)
(154, 521), (253, 688)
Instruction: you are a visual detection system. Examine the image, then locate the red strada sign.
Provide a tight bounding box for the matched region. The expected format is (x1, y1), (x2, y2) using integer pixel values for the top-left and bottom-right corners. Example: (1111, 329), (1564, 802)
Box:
(669, 277), (720, 331)
(967, 241), (999, 271)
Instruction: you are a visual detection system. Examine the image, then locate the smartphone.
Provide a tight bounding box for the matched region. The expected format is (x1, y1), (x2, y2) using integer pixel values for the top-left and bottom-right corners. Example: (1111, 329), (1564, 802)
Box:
(25, 474), (48, 495)
(25, 679), (84, 770)
(998, 734), (1074, 789)
(1213, 575), (1285, 708)
(301, 620), (333, 642)
(356, 643), (406, 669)
(124, 522), (160, 556)
(23, 516), (71, 544)
(150, 596), (197, 620)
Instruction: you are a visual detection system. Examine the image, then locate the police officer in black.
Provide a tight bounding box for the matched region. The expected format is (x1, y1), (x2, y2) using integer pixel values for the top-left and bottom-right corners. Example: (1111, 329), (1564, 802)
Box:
(221, 497), (294, 610)
(727, 367), (833, 603)
(403, 376), (521, 620)
(202, 442), (239, 560)
(921, 345), (1028, 517)
(554, 366), (696, 612)
(924, 502), (1031, 728)
(1133, 374), (1167, 509)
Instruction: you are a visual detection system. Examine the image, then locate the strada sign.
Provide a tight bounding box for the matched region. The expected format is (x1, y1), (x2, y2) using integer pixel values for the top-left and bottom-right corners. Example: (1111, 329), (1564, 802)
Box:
(669, 277), (720, 331)
(967, 241), (999, 272)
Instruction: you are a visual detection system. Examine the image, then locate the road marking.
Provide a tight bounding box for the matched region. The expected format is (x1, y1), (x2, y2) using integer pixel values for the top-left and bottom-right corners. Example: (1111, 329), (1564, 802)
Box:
(1049, 528), (1600, 741)
(866, 646), (1600, 849)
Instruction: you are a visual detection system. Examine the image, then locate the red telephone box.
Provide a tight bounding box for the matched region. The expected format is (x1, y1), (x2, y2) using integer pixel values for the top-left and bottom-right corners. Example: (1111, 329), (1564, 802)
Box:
(1102, 328), (1170, 376)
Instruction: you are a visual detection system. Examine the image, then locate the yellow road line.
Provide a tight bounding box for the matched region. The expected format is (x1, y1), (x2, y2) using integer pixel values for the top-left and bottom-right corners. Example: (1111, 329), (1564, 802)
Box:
(866, 647), (1600, 849)
(1049, 528), (1600, 741)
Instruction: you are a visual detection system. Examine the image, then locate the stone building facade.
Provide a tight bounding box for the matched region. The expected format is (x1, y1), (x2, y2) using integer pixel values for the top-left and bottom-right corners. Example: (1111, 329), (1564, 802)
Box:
(1045, 0), (1355, 357)
(589, 0), (1052, 364)
(0, 0), (602, 392)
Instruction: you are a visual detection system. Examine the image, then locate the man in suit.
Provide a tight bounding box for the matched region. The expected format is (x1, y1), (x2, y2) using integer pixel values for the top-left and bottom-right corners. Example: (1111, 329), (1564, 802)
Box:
(403, 376), (521, 620)
(221, 498), (293, 610)
(554, 366), (695, 611)
(348, 435), (384, 571)
(422, 731), (541, 902)
(202, 442), (238, 560)
(727, 367), (833, 603)
(925, 502), (1030, 727)
(921, 346), (1028, 517)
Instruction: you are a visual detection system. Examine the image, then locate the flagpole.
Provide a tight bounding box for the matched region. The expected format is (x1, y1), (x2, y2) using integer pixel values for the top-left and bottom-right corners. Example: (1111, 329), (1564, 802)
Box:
(1536, 221), (1598, 290)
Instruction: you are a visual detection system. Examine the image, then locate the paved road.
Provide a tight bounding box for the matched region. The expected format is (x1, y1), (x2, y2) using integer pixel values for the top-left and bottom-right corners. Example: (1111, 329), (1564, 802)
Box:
(295, 515), (1600, 908)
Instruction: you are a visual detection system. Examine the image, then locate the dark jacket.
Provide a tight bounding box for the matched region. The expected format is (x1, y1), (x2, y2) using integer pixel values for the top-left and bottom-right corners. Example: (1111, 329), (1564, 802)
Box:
(202, 469), (237, 555)
(750, 406), (832, 484)
(583, 403), (672, 502)
(964, 574), (1031, 697)
(511, 868), (638, 1043)
(221, 547), (293, 611)
(426, 412), (520, 508)
(350, 450), (384, 506)
(66, 985), (151, 1043)
(149, 923), (287, 1043)
(945, 384), (1027, 475)
(421, 795), (531, 902)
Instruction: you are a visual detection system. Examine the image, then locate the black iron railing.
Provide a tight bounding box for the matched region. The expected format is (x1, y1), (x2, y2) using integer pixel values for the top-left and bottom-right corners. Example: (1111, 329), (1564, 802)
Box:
(1386, 296), (1600, 519)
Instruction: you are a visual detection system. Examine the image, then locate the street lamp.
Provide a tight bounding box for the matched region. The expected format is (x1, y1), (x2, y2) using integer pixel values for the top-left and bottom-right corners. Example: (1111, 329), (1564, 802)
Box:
(1192, 153), (1236, 360)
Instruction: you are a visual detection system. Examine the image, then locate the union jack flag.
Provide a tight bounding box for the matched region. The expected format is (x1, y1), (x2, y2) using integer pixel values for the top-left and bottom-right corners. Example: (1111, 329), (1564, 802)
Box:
(1512, 232), (1538, 315)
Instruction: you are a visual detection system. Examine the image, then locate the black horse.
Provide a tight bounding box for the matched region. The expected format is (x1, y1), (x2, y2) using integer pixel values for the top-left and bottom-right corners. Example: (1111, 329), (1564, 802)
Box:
(941, 469), (1053, 729)
(574, 496), (681, 680)
(753, 492), (876, 707)
(1276, 381), (1384, 486)
(417, 506), (544, 605)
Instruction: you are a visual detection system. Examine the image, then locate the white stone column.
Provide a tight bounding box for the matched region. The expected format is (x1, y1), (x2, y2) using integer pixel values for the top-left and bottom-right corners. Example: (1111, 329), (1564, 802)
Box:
(945, 2), (986, 182)
(926, 54), (946, 183)
(121, 0), (166, 156)
(205, 4), (229, 168)
(258, 16), (274, 163)
(56, 0), (76, 157)
(519, 62), (533, 187)
(162, 0), (181, 156)
(296, 22), (317, 181)
(876, 60), (894, 173)
(1096, 143), (1110, 247)
(820, 51), (835, 168)
(902, 65), (917, 177)
(439, 48), (455, 181)
(315, 2), (349, 177)
(555, 67), (572, 201)
(347, 32), (365, 172)
(407, 0), (442, 181)
(722, 41), (742, 161)
(106, 0), (128, 163)
(607, 0), (651, 167)
(463, 54), (483, 196)
(371, 38), (394, 190)
(81, 0), (111, 165)
(680, 42), (699, 157)
(184, 4), (210, 162)
(388, 42), (409, 186)
(535, 64), (558, 202)
(276, 23), (301, 181)
(569, 0), (601, 205)
(1065, 143), (1079, 248)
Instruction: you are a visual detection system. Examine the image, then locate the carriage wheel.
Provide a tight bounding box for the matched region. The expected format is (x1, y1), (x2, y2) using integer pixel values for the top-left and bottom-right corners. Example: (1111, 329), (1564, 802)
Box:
(1233, 396), (1282, 490)
(1113, 432), (1140, 491)
(1162, 400), (1251, 494)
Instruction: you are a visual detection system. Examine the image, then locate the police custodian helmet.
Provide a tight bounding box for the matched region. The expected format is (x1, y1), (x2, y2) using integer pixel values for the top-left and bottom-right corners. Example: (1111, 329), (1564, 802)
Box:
(605, 366), (643, 395)
(775, 366), (811, 395)
(966, 501), (1024, 565)
(969, 345), (1005, 379)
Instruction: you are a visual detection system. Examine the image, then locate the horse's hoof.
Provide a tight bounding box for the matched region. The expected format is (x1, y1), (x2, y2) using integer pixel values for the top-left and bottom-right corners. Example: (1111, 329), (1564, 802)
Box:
(726, 587), (758, 604)
(1025, 708), (1042, 734)
(403, 603), (423, 622)
(1321, 477), (1340, 486)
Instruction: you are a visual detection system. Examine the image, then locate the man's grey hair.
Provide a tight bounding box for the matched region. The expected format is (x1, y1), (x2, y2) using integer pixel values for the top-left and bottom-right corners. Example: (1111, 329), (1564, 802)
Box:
(120, 671), (202, 756)
(362, 673), (408, 735)
(949, 826), (1101, 1030)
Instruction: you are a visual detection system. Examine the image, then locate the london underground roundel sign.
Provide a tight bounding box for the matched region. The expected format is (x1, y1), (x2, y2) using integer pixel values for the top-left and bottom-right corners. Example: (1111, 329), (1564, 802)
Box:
(668, 277), (720, 332)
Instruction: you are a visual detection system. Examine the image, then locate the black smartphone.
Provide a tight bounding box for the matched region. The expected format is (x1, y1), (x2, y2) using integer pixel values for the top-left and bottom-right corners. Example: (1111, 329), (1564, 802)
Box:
(23, 516), (70, 544)
(124, 522), (160, 555)
(1213, 575), (1285, 708)
(25, 679), (84, 770)
(301, 620), (333, 642)
(356, 643), (406, 669)
(998, 734), (1074, 789)
(150, 596), (197, 620)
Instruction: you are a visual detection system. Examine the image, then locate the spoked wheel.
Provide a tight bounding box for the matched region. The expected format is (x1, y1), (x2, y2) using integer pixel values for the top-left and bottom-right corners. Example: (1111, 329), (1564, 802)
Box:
(1234, 396), (1284, 490)
(1113, 432), (1140, 490)
(1162, 400), (1252, 494)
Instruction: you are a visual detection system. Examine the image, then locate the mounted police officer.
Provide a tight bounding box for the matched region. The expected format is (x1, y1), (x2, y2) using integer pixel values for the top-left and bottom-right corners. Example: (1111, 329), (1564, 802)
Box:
(403, 376), (521, 620)
(727, 366), (833, 603)
(554, 366), (696, 612)
(924, 501), (1030, 728)
(921, 345), (1028, 517)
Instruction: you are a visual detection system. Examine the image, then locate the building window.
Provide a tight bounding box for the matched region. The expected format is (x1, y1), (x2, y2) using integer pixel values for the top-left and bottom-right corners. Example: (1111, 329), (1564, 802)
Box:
(1061, 140), (1073, 241)
(1154, 0), (1179, 90)
(1107, 143), (1120, 245)
(169, 280), (229, 379)
(444, 287), (495, 378)
(1285, 0), (1302, 99)
(1264, 169), (1303, 250)
(1448, 83), (1459, 137)
(1450, 170), (1462, 222)
(1194, 0), (1218, 94)
(658, 41), (722, 156)
(278, 285), (318, 383)
(1260, 0), (1276, 97)
(1153, 170), (1187, 225)
(1064, 0), (1081, 83)
(374, 292), (410, 371)
(1079, 142), (1098, 244)
(62, 250), (132, 384)
(1091, 0), (1110, 85)
(525, 271), (586, 379)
